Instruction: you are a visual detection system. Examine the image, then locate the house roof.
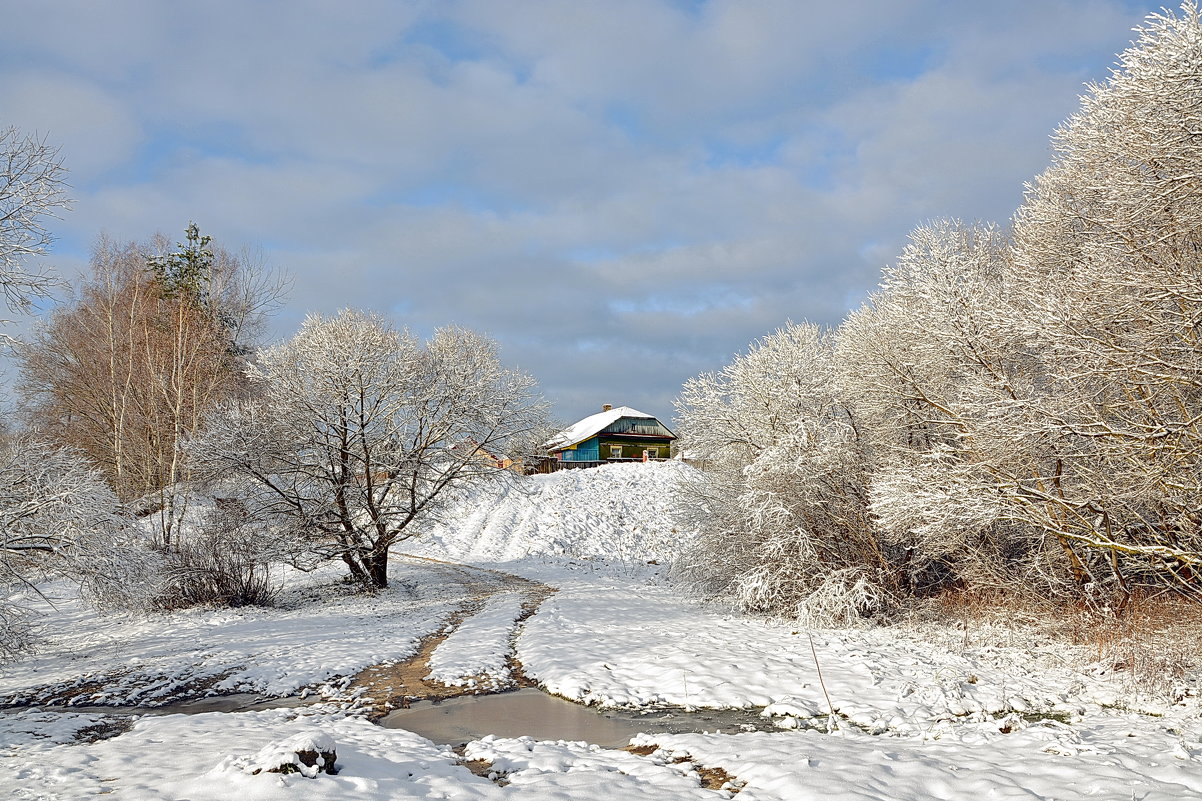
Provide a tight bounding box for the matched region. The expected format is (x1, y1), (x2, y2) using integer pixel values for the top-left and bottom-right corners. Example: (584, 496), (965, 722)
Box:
(545, 405), (673, 451)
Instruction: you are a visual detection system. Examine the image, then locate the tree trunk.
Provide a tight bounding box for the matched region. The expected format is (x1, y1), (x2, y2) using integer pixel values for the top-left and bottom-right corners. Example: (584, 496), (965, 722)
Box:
(341, 552), (369, 586)
(343, 546), (390, 589)
(366, 547), (389, 589)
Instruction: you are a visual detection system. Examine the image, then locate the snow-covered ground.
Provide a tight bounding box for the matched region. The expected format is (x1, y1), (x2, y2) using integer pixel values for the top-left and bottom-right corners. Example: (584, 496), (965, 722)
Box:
(0, 561), (463, 705)
(516, 580), (1162, 724)
(4, 462), (1202, 799)
(425, 591), (527, 691)
(408, 461), (692, 569)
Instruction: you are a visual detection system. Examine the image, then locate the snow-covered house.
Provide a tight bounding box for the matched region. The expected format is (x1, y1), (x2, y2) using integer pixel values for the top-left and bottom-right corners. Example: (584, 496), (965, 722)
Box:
(545, 405), (676, 465)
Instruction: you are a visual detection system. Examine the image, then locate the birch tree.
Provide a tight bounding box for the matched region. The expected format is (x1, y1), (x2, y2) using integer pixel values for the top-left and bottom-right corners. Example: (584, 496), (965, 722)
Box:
(191, 310), (548, 589)
(20, 228), (281, 540)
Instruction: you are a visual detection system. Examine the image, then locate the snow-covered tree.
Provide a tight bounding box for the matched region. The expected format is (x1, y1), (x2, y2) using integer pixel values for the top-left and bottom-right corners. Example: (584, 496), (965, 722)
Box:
(675, 3), (1202, 615)
(191, 310), (548, 589)
(0, 126), (69, 350)
(0, 436), (154, 658)
(674, 323), (884, 623)
(836, 221), (1070, 597)
(999, 3), (1202, 602)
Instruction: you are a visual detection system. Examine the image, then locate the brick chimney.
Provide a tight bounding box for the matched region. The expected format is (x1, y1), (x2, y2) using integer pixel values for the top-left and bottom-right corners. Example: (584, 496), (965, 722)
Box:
(602, 404), (613, 412)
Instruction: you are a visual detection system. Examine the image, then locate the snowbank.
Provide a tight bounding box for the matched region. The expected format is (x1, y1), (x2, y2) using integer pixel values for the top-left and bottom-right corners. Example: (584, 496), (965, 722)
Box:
(425, 592), (527, 690)
(638, 723), (1202, 800)
(410, 461), (696, 567)
(516, 579), (1173, 729)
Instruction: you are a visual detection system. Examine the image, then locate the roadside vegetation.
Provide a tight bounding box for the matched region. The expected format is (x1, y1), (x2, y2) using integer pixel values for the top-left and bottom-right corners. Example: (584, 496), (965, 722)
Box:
(674, 6), (1202, 645)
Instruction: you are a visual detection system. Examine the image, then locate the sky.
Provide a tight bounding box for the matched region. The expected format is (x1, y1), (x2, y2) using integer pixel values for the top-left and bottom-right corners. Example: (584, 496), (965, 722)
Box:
(0, 0), (1172, 425)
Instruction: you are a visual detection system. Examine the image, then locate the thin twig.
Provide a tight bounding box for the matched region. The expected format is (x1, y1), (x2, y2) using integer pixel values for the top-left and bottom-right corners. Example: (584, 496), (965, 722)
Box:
(807, 630), (840, 733)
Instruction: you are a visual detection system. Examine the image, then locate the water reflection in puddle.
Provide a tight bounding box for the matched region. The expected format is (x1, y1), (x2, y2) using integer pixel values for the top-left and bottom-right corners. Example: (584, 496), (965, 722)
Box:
(379, 688), (771, 748)
(13, 689), (775, 749)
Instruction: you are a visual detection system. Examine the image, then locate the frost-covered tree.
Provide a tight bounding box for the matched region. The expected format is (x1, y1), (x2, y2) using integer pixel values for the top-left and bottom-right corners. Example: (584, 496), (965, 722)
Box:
(837, 6), (1202, 607)
(0, 436), (154, 658)
(678, 5), (1202, 616)
(674, 323), (884, 624)
(999, 4), (1202, 602)
(0, 126), (69, 350)
(836, 221), (1070, 598)
(191, 310), (548, 589)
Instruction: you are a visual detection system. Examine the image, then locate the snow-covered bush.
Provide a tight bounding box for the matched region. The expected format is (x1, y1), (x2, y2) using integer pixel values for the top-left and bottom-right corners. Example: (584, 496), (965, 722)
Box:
(673, 324), (887, 620)
(235, 731), (337, 778)
(0, 436), (157, 657)
(152, 498), (280, 609)
(795, 568), (892, 629)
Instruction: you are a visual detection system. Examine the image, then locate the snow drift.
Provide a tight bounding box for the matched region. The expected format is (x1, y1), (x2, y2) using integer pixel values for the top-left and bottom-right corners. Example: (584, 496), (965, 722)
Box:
(409, 461), (696, 566)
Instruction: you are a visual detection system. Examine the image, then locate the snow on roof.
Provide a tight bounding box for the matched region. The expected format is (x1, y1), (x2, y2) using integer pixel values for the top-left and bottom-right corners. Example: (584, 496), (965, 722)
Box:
(545, 405), (663, 450)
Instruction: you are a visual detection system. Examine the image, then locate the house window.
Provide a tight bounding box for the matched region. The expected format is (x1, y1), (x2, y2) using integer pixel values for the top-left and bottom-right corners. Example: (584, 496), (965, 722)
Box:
(610, 445), (622, 459)
(644, 448), (658, 459)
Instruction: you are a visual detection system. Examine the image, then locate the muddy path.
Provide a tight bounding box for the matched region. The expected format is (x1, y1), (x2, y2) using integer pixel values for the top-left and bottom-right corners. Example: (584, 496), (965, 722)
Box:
(342, 555), (556, 718)
(0, 556), (555, 714)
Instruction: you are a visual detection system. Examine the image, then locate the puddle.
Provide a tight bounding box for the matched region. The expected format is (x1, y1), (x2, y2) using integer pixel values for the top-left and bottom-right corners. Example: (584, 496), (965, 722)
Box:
(379, 688), (772, 748)
(12, 689), (776, 750)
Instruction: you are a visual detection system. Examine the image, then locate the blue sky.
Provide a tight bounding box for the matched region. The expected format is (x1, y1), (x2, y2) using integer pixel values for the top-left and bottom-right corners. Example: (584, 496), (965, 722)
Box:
(0, 0), (1170, 424)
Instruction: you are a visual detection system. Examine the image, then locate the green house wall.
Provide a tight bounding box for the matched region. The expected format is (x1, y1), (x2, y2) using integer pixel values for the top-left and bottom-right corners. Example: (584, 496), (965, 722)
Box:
(597, 435), (670, 460)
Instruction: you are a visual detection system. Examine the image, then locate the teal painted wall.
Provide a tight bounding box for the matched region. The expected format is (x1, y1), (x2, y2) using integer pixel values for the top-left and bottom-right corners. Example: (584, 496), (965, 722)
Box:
(563, 436), (600, 461)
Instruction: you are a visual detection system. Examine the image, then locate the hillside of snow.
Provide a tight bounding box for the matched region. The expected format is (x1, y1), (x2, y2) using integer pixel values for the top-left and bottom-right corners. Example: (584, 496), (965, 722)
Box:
(408, 461), (696, 567)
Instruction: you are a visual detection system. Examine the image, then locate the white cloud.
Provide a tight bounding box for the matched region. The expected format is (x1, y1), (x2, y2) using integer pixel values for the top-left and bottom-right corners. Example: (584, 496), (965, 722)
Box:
(0, 0), (1167, 421)
(0, 73), (141, 179)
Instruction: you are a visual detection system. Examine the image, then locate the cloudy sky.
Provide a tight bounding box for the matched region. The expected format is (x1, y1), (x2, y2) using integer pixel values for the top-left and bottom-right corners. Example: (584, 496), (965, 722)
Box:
(0, 0), (1168, 424)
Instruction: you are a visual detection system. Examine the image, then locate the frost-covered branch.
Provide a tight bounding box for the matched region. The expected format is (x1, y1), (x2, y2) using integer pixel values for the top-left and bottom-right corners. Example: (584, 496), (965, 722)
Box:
(190, 310), (548, 589)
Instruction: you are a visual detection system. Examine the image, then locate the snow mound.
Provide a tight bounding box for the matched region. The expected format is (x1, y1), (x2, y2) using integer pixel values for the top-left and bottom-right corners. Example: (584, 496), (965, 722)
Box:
(426, 592), (526, 690)
(237, 729), (337, 778)
(411, 461), (696, 566)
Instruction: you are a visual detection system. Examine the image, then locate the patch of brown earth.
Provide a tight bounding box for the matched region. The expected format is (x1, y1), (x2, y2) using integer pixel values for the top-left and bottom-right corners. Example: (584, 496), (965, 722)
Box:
(72, 718), (135, 743)
(691, 763), (742, 793)
(348, 609), (476, 717)
(625, 744), (744, 794)
(461, 759), (505, 782)
(453, 747), (511, 787)
(465, 742), (743, 793)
